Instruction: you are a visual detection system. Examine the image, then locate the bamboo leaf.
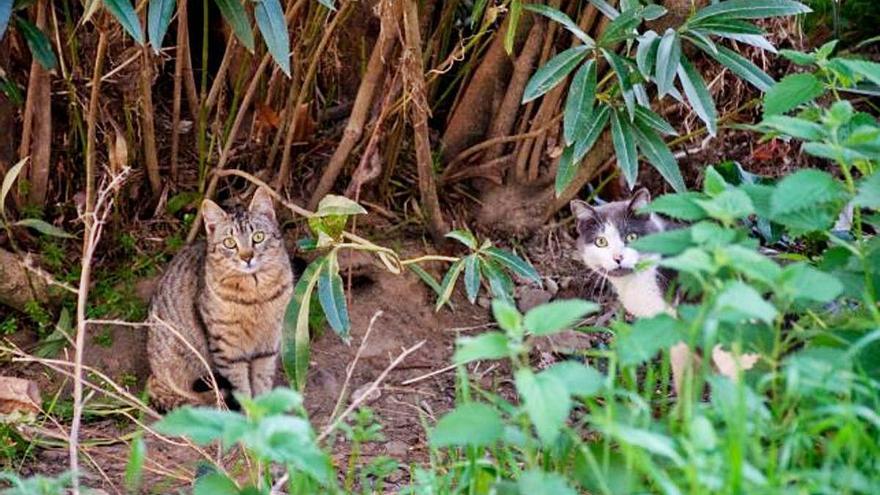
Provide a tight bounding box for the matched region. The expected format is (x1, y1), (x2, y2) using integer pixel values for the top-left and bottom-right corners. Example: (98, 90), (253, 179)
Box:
(317, 255), (350, 339)
(691, 0), (811, 23)
(587, 0), (619, 19)
(445, 229), (477, 249)
(408, 264), (443, 297)
(14, 18), (56, 70)
(525, 4), (594, 47)
(317, 0), (336, 11)
(463, 254), (481, 304)
(689, 18), (765, 35)
(555, 146), (578, 197)
(611, 109), (639, 189)
(563, 59), (597, 145)
(484, 247), (540, 283)
(214, 0), (255, 53)
(255, 0), (291, 75)
(632, 118), (686, 192)
(573, 104), (611, 162)
(481, 258), (514, 303)
(633, 105), (677, 136)
(435, 259), (465, 311)
(636, 31), (660, 77)
(504, 0), (522, 54)
(103, 0), (145, 44)
(695, 40), (774, 91)
(15, 218), (75, 238)
(677, 57), (717, 135)
(603, 49), (636, 118)
(147, 0), (175, 53)
(1, 156), (28, 216)
(523, 46), (589, 103)
(282, 257), (324, 390)
(655, 29), (680, 97)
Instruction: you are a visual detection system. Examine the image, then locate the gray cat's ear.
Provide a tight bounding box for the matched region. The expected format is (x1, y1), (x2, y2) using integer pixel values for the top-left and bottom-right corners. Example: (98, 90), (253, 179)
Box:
(629, 188), (651, 212)
(249, 187), (277, 222)
(570, 200), (596, 220)
(202, 200), (227, 235)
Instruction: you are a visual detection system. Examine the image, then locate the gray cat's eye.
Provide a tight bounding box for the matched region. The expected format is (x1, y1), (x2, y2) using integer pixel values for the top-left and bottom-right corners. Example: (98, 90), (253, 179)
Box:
(222, 237), (237, 249)
(595, 236), (608, 248)
(625, 233), (638, 242)
(252, 231), (266, 243)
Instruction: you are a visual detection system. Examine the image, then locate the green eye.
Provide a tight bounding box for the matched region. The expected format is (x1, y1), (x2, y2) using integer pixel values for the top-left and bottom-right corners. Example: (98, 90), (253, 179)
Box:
(625, 233), (638, 242)
(222, 237), (237, 249)
(595, 236), (608, 248)
(252, 231), (265, 243)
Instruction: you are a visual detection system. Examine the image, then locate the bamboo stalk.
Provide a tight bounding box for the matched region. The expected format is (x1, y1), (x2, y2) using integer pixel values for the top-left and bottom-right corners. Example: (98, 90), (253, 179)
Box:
(140, 26), (162, 197)
(170, 0), (189, 180)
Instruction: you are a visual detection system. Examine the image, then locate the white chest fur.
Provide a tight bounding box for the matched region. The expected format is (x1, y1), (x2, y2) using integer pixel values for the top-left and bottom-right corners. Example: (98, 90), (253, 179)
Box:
(608, 268), (672, 318)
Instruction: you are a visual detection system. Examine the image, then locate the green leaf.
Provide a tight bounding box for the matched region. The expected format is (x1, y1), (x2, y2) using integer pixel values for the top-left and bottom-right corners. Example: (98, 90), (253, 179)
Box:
(616, 315), (683, 366)
(633, 105), (677, 136)
(760, 115), (825, 141)
(715, 281), (777, 324)
(242, 416), (331, 484)
(515, 368), (570, 444)
(504, 0), (522, 55)
(763, 73), (824, 116)
(655, 29), (680, 96)
(694, 189), (754, 224)
(677, 57), (717, 135)
(603, 424), (684, 465)
(15, 218), (76, 238)
(408, 264), (442, 297)
(123, 435), (146, 493)
(540, 361), (604, 397)
(316, 0), (336, 11)
(317, 256), (349, 339)
(147, 0), (175, 53)
(484, 247), (540, 283)
(718, 244), (781, 284)
(690, 18), (765, 35)
(572, 104), (611, 162)
(492, 298), (523, 335)
(435, 258), (465, 311)
(482, 258), (515, 303)
(518, 470), (578, 495)
(282, 257), (324, 390)
(103, 0), (144, 44)
(430, 403), (504, 447)
(703, 166), (727, 196)
(646, 192), (707, 221)
(193, 473), (240, 495)
(524, 299), (598, 336)
(525, 4), (594, 46)
(255, 0), (291, 75)
(454, 331), (511, 364)
(779, 263), (842, 303)
(632, 117), (686, 192)
(14, 18), (56, 70)
(1, 156), (29, 216)
(523, 46), (589, 103)
(690, 0), (811, 23)
(695, 40), (774, 91)
(770, 169), (844, 217)
(854, 172), (880, 208)
(564, 60), (597, 146)
(587, 0), (619, 19)
(314, 194), (367, 216)
(632, 228), (694, 255)
(838, 59), (880, 87)
(599, 5), (644, 45)
(214, 0), (255, 52)
(445, 229), (477, 249)
(661, 247), (715, 277)
(154, 407), (248, 445)
(636, 31), (660, 76)
(555, 146), (579, 197)
(780, 49), (816, 65)
(611, 109), (639, 189)
(242, 388), (303, 418)
(603, 49), (636, 117)
(463, 254), (481, 303)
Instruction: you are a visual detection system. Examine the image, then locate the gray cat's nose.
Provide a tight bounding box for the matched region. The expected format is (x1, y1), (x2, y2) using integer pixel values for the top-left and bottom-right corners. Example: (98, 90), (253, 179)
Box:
(612, 253), (623, 263)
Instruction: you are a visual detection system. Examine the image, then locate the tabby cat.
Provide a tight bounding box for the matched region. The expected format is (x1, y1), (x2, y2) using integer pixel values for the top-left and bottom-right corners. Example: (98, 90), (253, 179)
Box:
(147, 188), (293, 410)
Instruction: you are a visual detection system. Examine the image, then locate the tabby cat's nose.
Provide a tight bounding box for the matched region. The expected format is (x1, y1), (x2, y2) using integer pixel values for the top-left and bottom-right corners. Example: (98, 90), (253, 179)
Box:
(240, 250), (254, 263)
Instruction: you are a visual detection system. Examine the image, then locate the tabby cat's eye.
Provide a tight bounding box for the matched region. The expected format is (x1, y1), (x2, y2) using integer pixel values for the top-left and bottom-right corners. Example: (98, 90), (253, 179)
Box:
(595, 236), (608, 248)
(625, 232), (638, 242)
(222, 237), (237, 249)
(252, 231), (265, 243)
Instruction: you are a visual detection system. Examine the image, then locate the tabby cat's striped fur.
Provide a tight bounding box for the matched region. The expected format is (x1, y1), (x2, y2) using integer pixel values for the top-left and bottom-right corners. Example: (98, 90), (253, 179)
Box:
(147, 188), (293, 410)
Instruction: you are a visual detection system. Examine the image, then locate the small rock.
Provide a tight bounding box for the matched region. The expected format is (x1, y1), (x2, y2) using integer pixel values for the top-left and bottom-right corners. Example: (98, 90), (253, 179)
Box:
(477, 296), (491, 309)
(517, 288), (554, 312)
(386, 440), (409, 458)
(0, 377), (41, 417)
(351, 383), (381, 405)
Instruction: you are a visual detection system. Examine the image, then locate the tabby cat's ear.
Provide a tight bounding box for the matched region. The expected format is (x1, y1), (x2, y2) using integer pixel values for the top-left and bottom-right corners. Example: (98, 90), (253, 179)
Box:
(202, 200), (227, 235)
(628, 188), (651, 212)
(570, 200), (596, 220)
(249, 187), (276, 223)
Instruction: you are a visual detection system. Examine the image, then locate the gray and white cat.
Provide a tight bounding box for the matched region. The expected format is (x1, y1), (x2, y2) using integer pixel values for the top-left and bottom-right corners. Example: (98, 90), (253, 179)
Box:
(570, 188), (757, 392)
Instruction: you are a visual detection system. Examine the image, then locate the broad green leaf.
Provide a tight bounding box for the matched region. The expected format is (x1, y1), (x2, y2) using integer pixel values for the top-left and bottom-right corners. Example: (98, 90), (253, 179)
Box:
(430, 403), (504, 447)
(523, 46), (589, 103)
(603, 49), (636, 117)
(647, 192), (707, 221)
(0, 0), (10, 41)
(492, 299), (522, 335)
(655, 29), (680, 96)
(763, 73), (824, 116)
(317, 256), (349, 339)
(282, 257), (324, 390)
(243, 416), (331, 484)
(484, 246), (540, 283)
(839, 59), (880, 87)
(854, 172), (880, 208)
(314, 194), (367, 216)
(677, 57), (717, 135)
(760, 115), (825, 141)
(214, 0), (255, 52)
(242, 388), (303, 418)
(518, 470), (578, 495)
(615, 315), (683, 366)
(14, 18), (56, 70)
(690, 0), (811, 23)
(611, 109), (639, 189)
(636, 31), (660, 76)
(147, 0), (175, 53)
(770, 169), (843, 217)
(587, 0), (619, 19)
(463, 254), (481, 303)
(631, 227), (694, 255)
(193, 473), (240, 495)
(662, 247), (715, 277)
(123, 435), (146, 493)
(154, 407), (248, 445)
(435, 258), (465, 311)
(573, 104), (611, 162)
(715, 281), (777, 324)
(524, 299), (598, 336)
(780, 49), (816, 65)
(540, 361), (604, 397)
(255, 0), (291, 75)
(15, 218), (76, 238)
(525, 4), (594, 46)
(482, 258), (515, 303)
(604, 424), (684, 465)
(1, 157), (28, 216)
(694, 189), (754, 224)
(445, 229), (477, 249)
(695, 40), (774, 91)
(632, 117), (686, 192)
(633, 105), (677, 136)
(564, 60), (597, 145)
(103, 0), (145, 44)
(454, 332), (511, 364)
(515, 368), (570, 444)
(704, 166), (728, 196)
(718, 244), (781, 284)
(778, 263), (843, 303)
(504, 0), (522, 54)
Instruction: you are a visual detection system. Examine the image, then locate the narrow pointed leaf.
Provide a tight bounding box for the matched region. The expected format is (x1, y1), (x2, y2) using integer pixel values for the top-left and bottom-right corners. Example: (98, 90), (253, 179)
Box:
(564, 60), (597, 145)
(555, 146), (578, 197)
(636, 31), (660, 77)
(484, 247), (540, 283)
(1, 157), (28, 215)
(282, 257), (324, 390)
(504, 0), (522, 55)
(523, 46), (589, 103)
(695, 40), (774, 91)
(690, 18), (765, 35)
(481, 258), (514, 303)
(655, 29), (680, 96)
(603, 49), (636, 118)
(691, 0), (811, 23)
(611, 109), (639, 188)
(435, 259), (466, 311)
(677, 57), (717, 135)
(445, 229), (478, 249)
(104, 0), (145, 44)
(214, 0), (255, 53)
(148, 0), (175, 53)
(573, 104), (611, 162)
(718, 32), (777, 53)
(587, 0), (619, 19)
(15, 218), (75, 238)
(255, 0), (291, 74)
(632, 118), (686, 192)
(634, 105), (677, 136)
(317, 257), (350, 338)
(15, 18), (56, 70)
(525, 4), (594, 46)
(463, 254), (481, 304)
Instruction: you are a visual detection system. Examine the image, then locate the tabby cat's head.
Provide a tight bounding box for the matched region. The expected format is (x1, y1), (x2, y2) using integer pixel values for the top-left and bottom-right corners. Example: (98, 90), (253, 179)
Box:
(570, 188), (665, 278)
(202, 188), (286, 275)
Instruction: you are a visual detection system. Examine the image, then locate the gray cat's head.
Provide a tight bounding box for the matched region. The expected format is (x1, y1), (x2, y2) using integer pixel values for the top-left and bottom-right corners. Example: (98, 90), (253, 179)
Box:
(570, 188), (664, 278)
(202, 188), (286, 275)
